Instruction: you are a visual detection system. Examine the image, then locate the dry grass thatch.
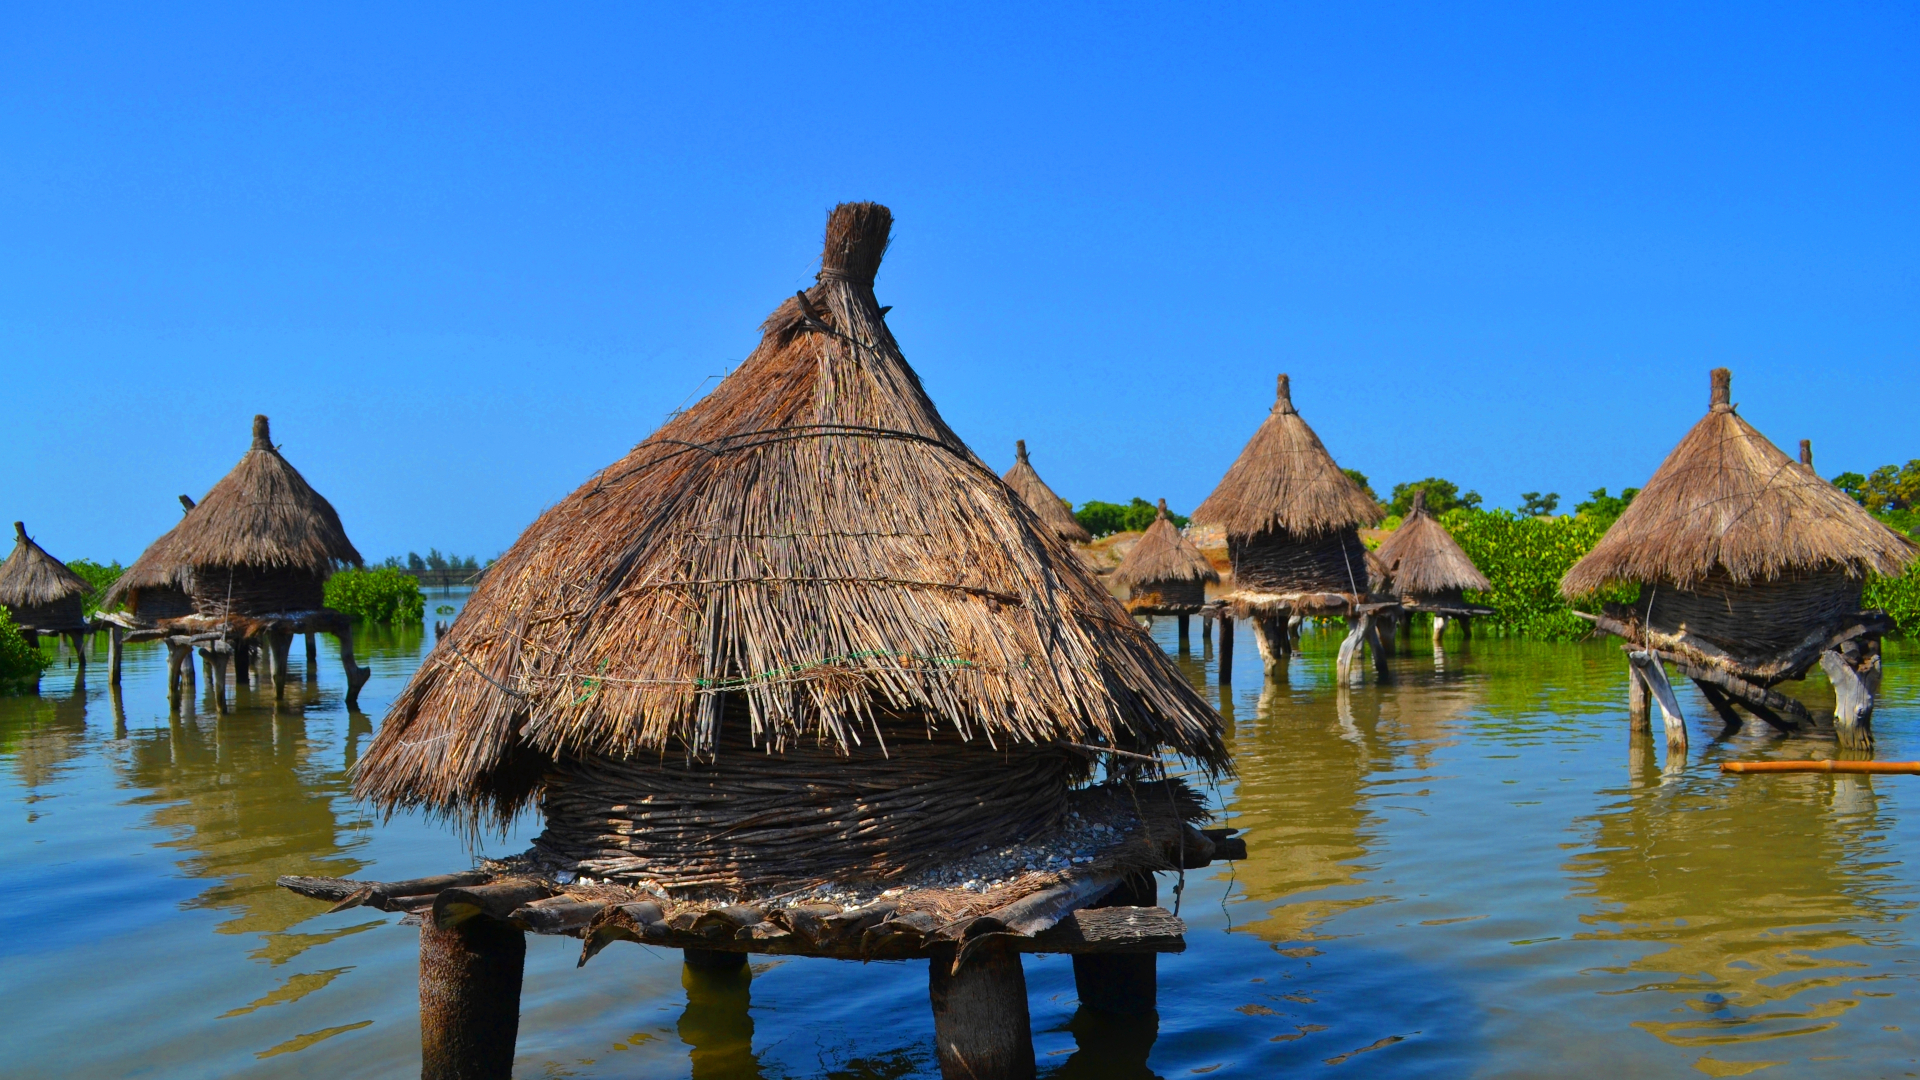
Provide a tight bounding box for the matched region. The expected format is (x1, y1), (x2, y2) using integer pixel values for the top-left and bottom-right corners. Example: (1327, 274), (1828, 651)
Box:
(1562, 369), (1916, 595)
(107, 416), (361, 606)
(1113, 500), (1219, 590)
(355, 202), (1228, 827)
(1373, 491), (1491, 597)
(1002, 440), (1092, 543)
(1, 523), (91, 609)
(1191, 374), (1381, 539)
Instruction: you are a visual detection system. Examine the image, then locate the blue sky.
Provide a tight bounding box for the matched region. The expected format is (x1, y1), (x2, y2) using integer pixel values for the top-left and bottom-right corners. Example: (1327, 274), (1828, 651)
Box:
(4, 3), (1915, 563)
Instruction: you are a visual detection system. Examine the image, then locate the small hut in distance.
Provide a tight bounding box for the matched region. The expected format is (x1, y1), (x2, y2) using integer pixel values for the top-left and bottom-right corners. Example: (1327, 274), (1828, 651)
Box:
(1114, 499), (1220, 649)
(102, 415), (371, 707)
(1192, 373), (1392, 682)
(1003, 439), (1092, 544)
(1562, 368), (1917, 750)
(0, 522), (93, 675)
(1372, 490), (1493, 647)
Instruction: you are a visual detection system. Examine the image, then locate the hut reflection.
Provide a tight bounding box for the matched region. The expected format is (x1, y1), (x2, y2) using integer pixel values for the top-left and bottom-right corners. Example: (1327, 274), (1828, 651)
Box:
(118, 697), (367, 947)
(1, 681), (92, 793)
(677, 962), (765, 1079)
(1568, 758), (1894, 1054)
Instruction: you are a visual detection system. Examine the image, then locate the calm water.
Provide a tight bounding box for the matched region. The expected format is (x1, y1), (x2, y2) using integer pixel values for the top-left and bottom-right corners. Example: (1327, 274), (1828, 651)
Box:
(6, 598), (1920, 1078)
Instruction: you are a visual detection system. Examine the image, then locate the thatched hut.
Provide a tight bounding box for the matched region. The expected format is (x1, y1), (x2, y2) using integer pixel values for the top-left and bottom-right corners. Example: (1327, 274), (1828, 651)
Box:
(103, 415), (369, 706)
(1373, 490), (1492, 646)
(1, 523), (91, 669)
(1562, 369), (1916, 749)
(1002, 439), (1092, 544)
(359, 202), (1226, 875)
(1114, 499), (1218, 648)
(1191, 373), (1392, 681)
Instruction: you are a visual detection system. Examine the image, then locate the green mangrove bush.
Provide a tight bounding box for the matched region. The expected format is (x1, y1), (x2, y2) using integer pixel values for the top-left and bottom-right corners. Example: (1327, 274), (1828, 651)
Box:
(65, 558), (124, 616)
(1438, 509), (1628, 640)
(0, 609), (49, 693)
(324, 568), (426, 623)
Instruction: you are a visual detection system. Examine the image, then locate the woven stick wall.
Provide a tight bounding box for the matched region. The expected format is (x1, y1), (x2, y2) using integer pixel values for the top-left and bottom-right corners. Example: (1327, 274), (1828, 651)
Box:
(189, 566), (326, 617)
(1637, 571), (1862, 664)
(1229, 528), (1372, 595)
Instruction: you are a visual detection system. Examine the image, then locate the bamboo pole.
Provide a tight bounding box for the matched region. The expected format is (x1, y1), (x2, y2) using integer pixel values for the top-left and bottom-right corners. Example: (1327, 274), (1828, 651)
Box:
(1723, 761), (1920, 775)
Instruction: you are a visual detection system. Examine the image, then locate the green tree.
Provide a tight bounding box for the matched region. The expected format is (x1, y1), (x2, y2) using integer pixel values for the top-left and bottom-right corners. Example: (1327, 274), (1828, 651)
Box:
(1572, 487), (1638, 528)
(1518, 491), (1560, 516)
(324, 568), (426, 623)
(0, 608), (49, 693)
(1342, 468), (1378, 502)
(1387, 478), (1482, 517)
(64, 558), (124, 616)
(1074, 498), (1189, 537)
(1836, 460), (1920, 513)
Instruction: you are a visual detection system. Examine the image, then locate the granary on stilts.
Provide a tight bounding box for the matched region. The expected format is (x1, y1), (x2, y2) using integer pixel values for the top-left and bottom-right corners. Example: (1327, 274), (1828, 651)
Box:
(1562, 369), (1917, 751)
(101, 415), (370, 708)
(1003, 439), (1092, 544)
(1191, 374), (1394, 683)
(1373, 490), (1493, 649)
(297, 204), (1242, 1080)
(1114, 499), (1218, 651)
(0, 522), (93, 683)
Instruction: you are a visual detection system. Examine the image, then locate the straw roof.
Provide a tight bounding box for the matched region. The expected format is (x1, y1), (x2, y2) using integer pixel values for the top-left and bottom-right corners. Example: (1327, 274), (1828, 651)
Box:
(106, 415), (362, 603)
(356, 202), (1228, 825)
(1562, 369), (1916, 596)
(1002, 440), (1091, 543)
(1372, 492), (1490, 596)
(1192, 374), (1381, 539)
(0, 523), (90, 608)
(1113, 500), (1219, 589)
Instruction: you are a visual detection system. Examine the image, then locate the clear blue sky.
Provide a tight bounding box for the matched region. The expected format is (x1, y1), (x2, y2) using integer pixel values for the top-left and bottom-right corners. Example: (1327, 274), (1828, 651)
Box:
(5, 3), (1915, 564)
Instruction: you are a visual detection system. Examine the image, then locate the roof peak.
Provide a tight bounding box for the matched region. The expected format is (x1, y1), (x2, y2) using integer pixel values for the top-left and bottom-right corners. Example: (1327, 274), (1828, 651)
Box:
(817, 202), (891, 287)
(252, 414), (272, 450)
(1710, 368), (1732, 413)
(1275, 373), (1295, 415)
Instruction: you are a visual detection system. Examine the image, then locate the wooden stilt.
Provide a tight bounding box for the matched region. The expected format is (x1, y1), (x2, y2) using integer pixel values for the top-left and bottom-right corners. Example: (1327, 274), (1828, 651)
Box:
(1217, 617), (1233, 684)
(1431, 615), (1447, 647)
(1627, 663), (1650, 734)
(679, 954), (757, 1077)
(420, 916), (525, 1080)
(1691, 679), (1743, 733)
(1459, 616), (1473, 641)
(1367, 617), (1390, 680)
(233, 637), (250, 688)
(166, 641), (189, 704)
(1072, 874), (1157, 1016)
(1201, 615), (1213, 645)
(108, 626), (123, 686)
(1821, 649), (1874, 750)
(270, 631), (293, 700)
(68, 631), (87, 676)
(1248, 615), (1290, 679)
(1628, 651), (1686, 753)
(1287, 615), (1303, 646)
(1176, 614), (1190, 653)
(929, 940), (1035, 1080)
(210, 646), (230, 714)
(304, 631), (318, 678)
(337, 625), (371, 707)
(1336, 615), (1371, 685)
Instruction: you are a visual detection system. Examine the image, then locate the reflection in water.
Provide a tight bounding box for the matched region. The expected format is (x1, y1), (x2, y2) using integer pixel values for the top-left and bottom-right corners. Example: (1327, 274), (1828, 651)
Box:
(680, 963), (763, 1079)
(1570, 749), (1904, 1055)
(1051, 1007), (1159, 1079)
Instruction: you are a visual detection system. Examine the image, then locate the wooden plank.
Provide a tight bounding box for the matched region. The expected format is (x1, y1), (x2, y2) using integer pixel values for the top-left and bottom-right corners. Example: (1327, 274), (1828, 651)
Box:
(1030, 905), (1186, 954)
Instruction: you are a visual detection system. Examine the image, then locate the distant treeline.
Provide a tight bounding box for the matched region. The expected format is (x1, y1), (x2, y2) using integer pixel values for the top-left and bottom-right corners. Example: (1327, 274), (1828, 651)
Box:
(381, 549), (488, 572)
(1074, 498), (1189, 538)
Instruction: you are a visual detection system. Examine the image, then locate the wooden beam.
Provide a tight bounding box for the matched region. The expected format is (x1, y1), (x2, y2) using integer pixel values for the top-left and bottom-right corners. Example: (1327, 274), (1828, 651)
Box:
(929, 939), (1035, 1080)
(1691, 679), (1744, 732)
(1628, 651), (1685, 752)
(420, 913), (523, 1080)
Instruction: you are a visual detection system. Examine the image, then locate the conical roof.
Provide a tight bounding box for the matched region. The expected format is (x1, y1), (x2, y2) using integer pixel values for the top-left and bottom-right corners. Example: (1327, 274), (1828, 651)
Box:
(1002, 440), (1091, 543)
(356, 203), (1227, 824)
(1191, 374), (1381, 538)
(0, 522), (90, 608)
(1562, 369), (1916, 596)
(1373, 492), (1490, 596)
(1114, 500), (1219, 589)
(106, 416), (361, 604)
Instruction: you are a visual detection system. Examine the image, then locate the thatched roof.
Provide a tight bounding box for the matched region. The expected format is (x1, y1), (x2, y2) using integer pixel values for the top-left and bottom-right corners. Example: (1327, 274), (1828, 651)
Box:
(356, 202), (1228, 825)
(0, 523), (90, 608)
(1114, 500), (1219, 589)
(106, 415), (362, 603)
(1002, 440), (1091, 543)
(1373, 492), (1490, 596)
(1191, 374), (1381, 539)
(1562, 369), (1916, 596)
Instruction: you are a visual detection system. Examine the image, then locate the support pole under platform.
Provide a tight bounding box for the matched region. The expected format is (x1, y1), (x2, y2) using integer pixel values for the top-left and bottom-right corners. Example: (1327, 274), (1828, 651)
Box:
(1217, 617), (1233, 684)
(420, 915), (526, 1080)
(337, 625), (372, 707)
(1072, 874), (1157, 1016)
(1628, 651), (1686, 753)
(1177, 614), (1190, 653)
(108, 626), (123, 686)
(930, 941), (1035, 1080)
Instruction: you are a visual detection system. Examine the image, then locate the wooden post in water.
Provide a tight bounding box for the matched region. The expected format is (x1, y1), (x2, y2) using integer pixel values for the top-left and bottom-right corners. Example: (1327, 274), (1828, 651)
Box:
(1431, 615), (1447, 647)
(338, 625), (371, 707)
(1459, 616), (1473, 642)
(233, 637), (250, 688)
(166, 641), (189, 705)
(1628, 651), (1686, 753)
(304, 631), (318, 677)
(107, 626), (123, 686)
(684, 948), (747, 972)
(1248, 615), (1289, 679)
(1336, 614), (1372, 685)
(929, 941), (1035, 1080)
(1072, 874), (1157, 1016)
(420, 915), (525, 1080)
(1176, 614), (1190, 653)
(1627, 664), (1651, 734)
(269, 631), (293, 700)
(1822, 649), (1875, 750)
(209, 645), (230, 714)
(1367, 618), (1390, 680)
(1217, 617), (1233, 684)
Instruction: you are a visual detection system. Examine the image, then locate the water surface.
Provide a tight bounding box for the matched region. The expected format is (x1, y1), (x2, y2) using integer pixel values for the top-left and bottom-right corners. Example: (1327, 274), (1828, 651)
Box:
(4, 603), (1918, 1077)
